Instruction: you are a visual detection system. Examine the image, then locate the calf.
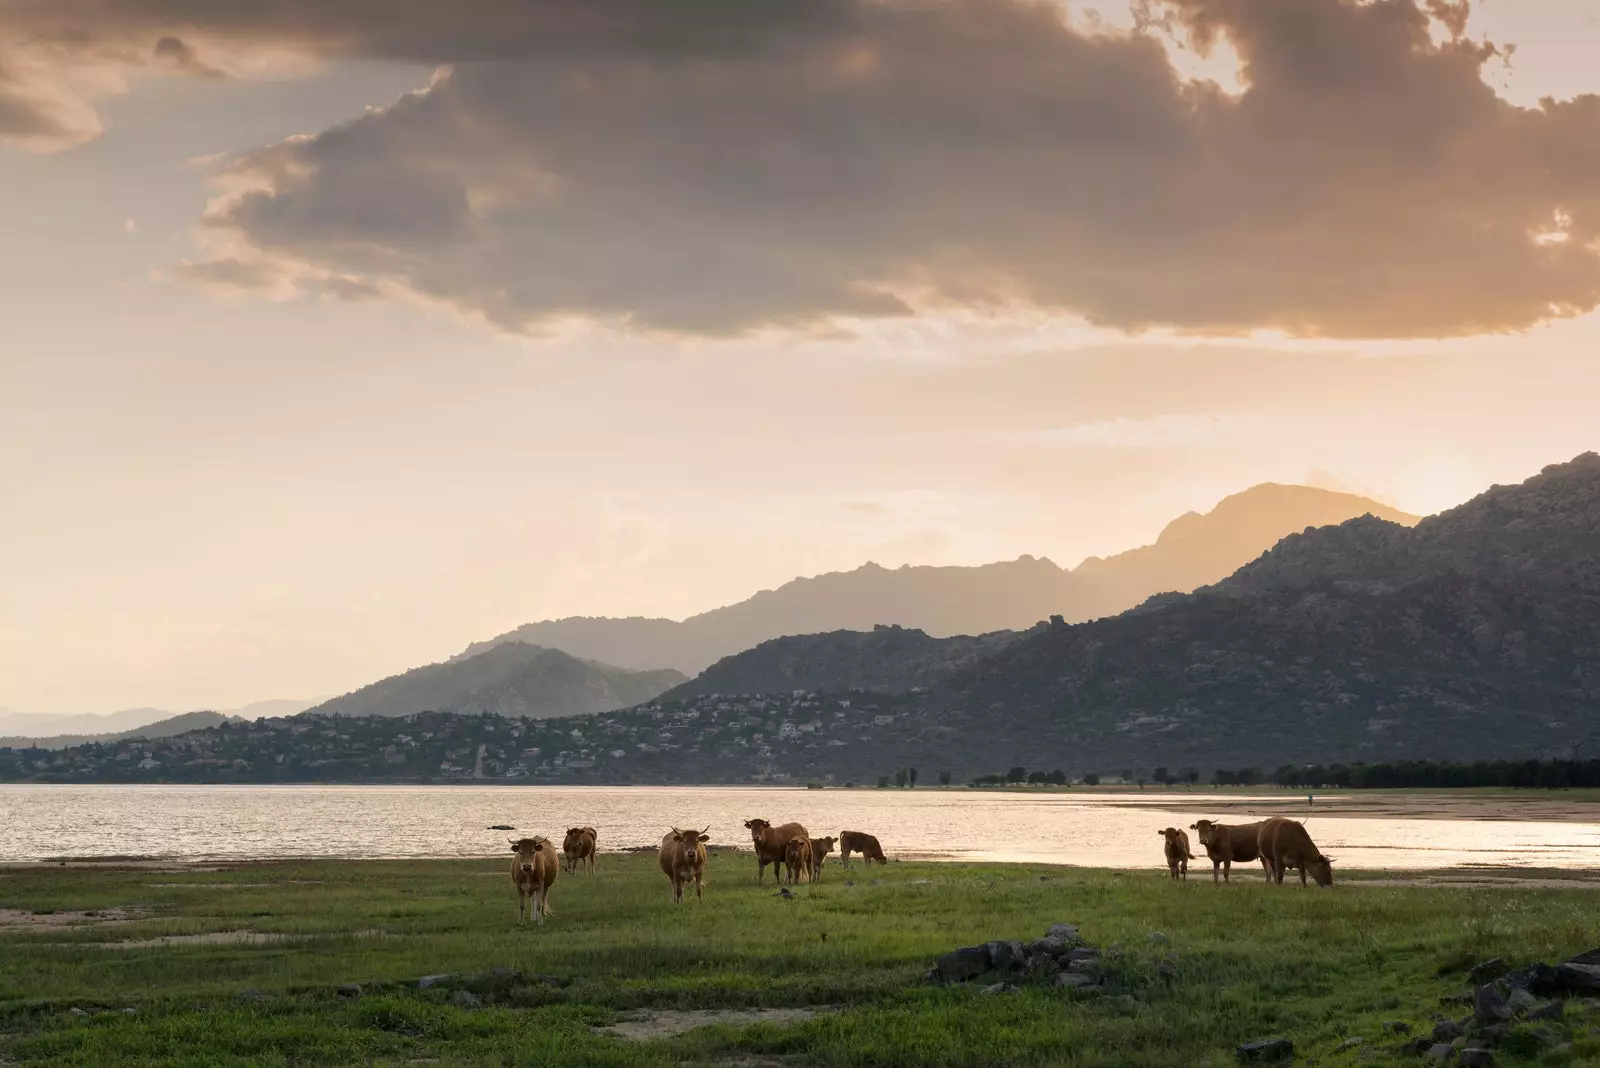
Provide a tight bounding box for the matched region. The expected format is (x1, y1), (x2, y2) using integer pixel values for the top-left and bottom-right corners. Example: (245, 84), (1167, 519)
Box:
(1258, 817), (1334, 886)
(839, 829), (886, 867)
(744, 818), (809, 883)
(808, 835), (838, 882)
(562, 826), (598, 874)
(658, 826), (711, 904)
(1158, 827), (1195, 880)
(1189, 819), (1272, 884)
(783, 835), (813, 885)
(508, 836), (559, 924)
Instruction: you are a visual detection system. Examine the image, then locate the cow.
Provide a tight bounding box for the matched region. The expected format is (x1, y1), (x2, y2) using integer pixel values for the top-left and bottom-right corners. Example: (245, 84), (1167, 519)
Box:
(839, 829), (887, 867)
(1258, 817), (1334, 887)
(808, 835), (838, 882)
(562, 826), (598, 874)
(744, 818), (808, 883)
(783, 835), (813, 885)
(1189, 819), (1272, 883)
(658, 826), (711, 904)
(1158, 827), (1195, 880)
(508, 836), (559, 924)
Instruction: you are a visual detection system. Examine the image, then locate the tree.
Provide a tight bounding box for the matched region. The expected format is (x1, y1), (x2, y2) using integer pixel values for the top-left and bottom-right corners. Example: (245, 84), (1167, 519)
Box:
(938, 770), (952, 786)
(908, 767), (918, 788)
(1185, 769), (1200, 787)
(1082, 772), (1100, 786)
(1152, 766), (1171, 785)
(1006, 766), (1027, 783)
(1047, 769), (1067, 785)
(877, 775), (890, 789)
(1120, 769), (1134, 784)
(894, 768), (909, 788)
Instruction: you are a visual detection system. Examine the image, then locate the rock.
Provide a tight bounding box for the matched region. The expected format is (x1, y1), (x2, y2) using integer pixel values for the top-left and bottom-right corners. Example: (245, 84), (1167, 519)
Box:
(1472, 984), (1512, 1024)
(1335, 1036), (1364, 1052)
(1474, 1025), (1510, 1046)
(1382, 1021), (1412, 1035)
(1565, 947), (1600, 968)
(1045, 923), (1080, 942)
(1236, 1037), (1294, 1063)
(1157, 959), (1178, 980)
(1520, 1023), (1568, 1050)
(1065, 946), (1100, 962)
(1053, 972), (1097, 989)
(1066, 958), (1101, 976)
(1549, 962), (1600, 993)
(337, 984), (362, 999)
(1426, 1043), (1456, 1062)
(1468, 958), (1509, 984)
(528, 974), (568, 987)
(1503, 963), (1555, 993)
(1440, 993), (1473, 1007)
(418, 974), (452, 989)
(923, 967), (940, 983)
(1526, 1001), (1563, 1022)
(1028, 936), (1069, 958)
(121, 1007), (137, 1015)
(1026, 954), (1061, 977)
(488, 967), (525, 982)
(978, 982), (1017, 996)
(1457, 1049), (1493, 1068)
(1403, 1036), (1436, 1056)
(936, 945), (992, 983)
(985, 940), (1025, 972)
(1432, 1020), (1464, 1043)
(1148, 931), (1169, 946)
(448, 990), (482, 1009)
(1506, 988), (1539, 1014)
(68, 1007), (88, 1017)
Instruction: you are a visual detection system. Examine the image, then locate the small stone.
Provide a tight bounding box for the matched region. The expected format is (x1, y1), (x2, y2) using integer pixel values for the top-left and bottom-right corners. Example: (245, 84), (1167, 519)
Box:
(978, 982), (1017, 996)
(1426, 1042), (1456, 1062)
(985, 940), (1025, 972)
(1457, 1049), (1493, 1068)
(121, 1007), (137, 1015)
(418, 974), (452, 989)
(1045, 923), (1080, 942)
(1066, 958), (1100, 975)
(1147, 931), (1169, 946)
(1382, 1021), (1412, 1035)
(1472, 984), (1512, 1025)
(1506, 988), (1539, 1014)
(1468, 958), (1509, 984)
(1157, 960), (1178, 980)
(1475, 1025), (1510, 1046)
(1335, 1036), (1364, 1052)
(68, 1007), (88, 1017)
(936, 945), (992, 983)
(1053, 972), (1096, 989)
(337, 983), (362, 999)
(1065, 946), (1099, 962)
(1526, 1001), (1563, 1022)
(448, 990), (482, 1009)
(1026, 954), (1061, 977)
(1432, 1020), (1464, 1043)
(1236, 1037), (1293, 1063)
(488, 967), (524, 982)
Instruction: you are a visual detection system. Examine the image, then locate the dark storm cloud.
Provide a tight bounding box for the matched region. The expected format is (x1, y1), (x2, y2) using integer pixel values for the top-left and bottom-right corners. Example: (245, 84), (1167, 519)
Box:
(6, 0), (1600, 338)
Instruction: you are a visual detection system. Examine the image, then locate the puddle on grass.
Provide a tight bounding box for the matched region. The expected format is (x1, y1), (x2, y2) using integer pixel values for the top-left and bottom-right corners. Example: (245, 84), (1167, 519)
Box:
(0, 907), (143, 931)
(594, 1007), (836, 1041)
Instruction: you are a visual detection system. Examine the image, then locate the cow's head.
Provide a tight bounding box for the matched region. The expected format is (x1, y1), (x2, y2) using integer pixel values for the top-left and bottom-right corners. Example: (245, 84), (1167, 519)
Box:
(1158, 827), (1185, 847)
(785, 835), (809, 859)
(811, 835), (837, 859)
(1307, 854), (1334, 887)
(562, 827), (587, 852)
(743, 818), (771, 844)
(509, 837), (540, 876)
(672, 826), (712, 849)
(1189, 819), (1217, 846)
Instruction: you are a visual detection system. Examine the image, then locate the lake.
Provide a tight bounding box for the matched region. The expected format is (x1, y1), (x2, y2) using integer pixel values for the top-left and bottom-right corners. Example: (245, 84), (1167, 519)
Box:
(2, 784), (1597, 870)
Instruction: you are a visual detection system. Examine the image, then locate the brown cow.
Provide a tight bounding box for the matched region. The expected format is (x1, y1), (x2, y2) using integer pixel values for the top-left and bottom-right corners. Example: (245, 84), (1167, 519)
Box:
(744, 818), (808, 883)
(1158, 827), (1195, 880)
(783, 835), (813, 885)
(808, 835), (838, 882)
(1258, 817), (1334, 887)
(562, 826), (598, 874)
(508, 836), (559, 924)
(1189, 819), (1273, 883)
(658, 826), (711, 904)
(839, 829), (886, 867)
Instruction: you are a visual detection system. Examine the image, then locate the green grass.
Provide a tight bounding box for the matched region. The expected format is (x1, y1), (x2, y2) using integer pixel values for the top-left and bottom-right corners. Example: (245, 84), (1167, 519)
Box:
(2, 856), (1598, 1066)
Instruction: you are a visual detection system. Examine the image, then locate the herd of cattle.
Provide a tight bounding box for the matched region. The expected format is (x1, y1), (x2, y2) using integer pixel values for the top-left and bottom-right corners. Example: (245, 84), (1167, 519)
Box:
(1159, 816), (1334, 886)
(508, 813), (1331, 922)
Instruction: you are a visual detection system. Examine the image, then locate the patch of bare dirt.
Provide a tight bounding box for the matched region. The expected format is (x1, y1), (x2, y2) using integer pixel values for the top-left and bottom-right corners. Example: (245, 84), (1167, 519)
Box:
(0, 907), (143, 931)
(594, 1007), (835, 1041)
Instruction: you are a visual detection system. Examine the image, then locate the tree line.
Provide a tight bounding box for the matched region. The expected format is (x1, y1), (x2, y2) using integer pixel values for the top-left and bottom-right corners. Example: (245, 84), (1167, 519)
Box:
(1273, 758), (1600, 790)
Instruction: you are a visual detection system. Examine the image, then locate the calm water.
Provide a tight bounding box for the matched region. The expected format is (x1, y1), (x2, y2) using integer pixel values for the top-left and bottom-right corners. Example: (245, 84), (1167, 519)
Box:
(1, 785), (1597, 870)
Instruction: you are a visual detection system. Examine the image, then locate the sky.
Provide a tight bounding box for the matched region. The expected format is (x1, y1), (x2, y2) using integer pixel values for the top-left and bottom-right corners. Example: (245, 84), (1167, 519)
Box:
(3, 0), (1599, 716)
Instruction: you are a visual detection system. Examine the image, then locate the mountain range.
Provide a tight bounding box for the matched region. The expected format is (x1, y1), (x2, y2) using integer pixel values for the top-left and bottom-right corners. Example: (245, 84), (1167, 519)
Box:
(0, 711), (241, 751)
(462, 483), (1417, 674)
(304, 642), (686, 720)
(0, 699), (315, 743)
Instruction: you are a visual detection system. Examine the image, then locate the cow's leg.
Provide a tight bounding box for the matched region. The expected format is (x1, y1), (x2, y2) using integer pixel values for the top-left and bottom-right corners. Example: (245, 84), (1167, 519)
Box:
(1222, 859), (1232, 883)
(517, 888), (526, 923)
(694, 870), (704, 902)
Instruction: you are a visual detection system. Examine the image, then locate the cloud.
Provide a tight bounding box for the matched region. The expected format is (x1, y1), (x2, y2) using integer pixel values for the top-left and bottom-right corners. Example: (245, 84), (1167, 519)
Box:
(7, 0), (1600, 338)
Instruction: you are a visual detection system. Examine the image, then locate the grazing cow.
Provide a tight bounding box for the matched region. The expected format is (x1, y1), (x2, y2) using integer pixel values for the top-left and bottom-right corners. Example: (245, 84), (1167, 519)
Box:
(658, 826), (711, 904)
(562, 826), (598, 874)
(1189, 819), (1272, 883)
(1258, 817), (1334, 887)
(508, 836), (559, 924)
(808, 835), (838, 882)
(783, 835), (813, 885)
(744, 818), (809, 883)
(839, 829), (887, 867)
(1158, 827), (1195, 880)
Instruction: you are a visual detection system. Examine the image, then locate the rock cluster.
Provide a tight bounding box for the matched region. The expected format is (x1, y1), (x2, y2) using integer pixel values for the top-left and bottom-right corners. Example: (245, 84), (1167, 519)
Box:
(1399, 948), (1600, 1062)
(928, 923), (1106, 995)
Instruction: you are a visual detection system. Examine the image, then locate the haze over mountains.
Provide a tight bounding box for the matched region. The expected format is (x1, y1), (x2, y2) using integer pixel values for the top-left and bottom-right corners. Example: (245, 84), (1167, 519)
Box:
(0, 700), (315, 741)
(0, 711), (241, 752)
(464, 484), (1417, 674)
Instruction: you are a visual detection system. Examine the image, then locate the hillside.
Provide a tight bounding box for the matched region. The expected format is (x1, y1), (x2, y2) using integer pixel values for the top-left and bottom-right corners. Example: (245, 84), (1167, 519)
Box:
(663, 624), (1028, 700)
(305, 643), (685, 720)
(0, 711), (240, 752)
(466, 484), (1416, 673)
(0, 699), (317, 741)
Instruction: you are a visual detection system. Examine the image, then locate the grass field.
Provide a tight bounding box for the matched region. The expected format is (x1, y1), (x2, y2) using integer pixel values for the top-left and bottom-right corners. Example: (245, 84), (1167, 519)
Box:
(2, 854), (1598, 1066)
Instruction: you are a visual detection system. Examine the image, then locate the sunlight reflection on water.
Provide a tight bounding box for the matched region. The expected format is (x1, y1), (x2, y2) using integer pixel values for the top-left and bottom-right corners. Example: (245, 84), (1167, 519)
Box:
(1, 785), (1597, 869)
